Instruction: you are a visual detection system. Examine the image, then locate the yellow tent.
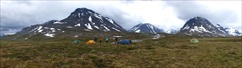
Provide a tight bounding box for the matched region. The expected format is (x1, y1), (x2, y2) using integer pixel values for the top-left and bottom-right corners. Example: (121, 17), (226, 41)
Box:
(86, 40), (95, 45)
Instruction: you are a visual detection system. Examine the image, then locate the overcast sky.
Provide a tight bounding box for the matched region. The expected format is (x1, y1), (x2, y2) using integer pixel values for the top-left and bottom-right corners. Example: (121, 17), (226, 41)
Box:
(1, 0), (241, 34)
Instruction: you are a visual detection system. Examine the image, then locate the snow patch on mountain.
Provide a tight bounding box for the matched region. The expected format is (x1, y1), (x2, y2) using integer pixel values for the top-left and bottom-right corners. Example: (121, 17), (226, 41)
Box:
(45, 33), (54, 37)
(112, 27), (120, 32)
(84, 29), (91, 31)
(190, 26), (211, 33)
(67, 26), (73, 28)
(54, 21), (61, 24)
(135, 29), (141, 33)
(88, 16), (92, 23)
(37, 26), (43, 32)
(78, 13), (81, 17)
(94, 26), (99, 29)
(85, 23), (93, 30)
(75, 23), (81, 27)
(94, 13), (103, 22)
(54, 21), (66, 24)
(225, 27), (241, 36)
(50, 28), (55, 32)
(106, 17), (114, 24)
(183, 25), (190, 30)
(103, 26), (110, 31)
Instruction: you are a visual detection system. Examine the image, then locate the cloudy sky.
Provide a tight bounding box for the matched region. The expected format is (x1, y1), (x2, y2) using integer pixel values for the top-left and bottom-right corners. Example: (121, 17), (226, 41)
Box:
(1, 0), (241, 34)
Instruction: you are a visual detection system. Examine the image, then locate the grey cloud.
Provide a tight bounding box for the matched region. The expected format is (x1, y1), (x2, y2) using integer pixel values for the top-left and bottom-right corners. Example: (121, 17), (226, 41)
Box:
(0, 1), (78, 34)
(88, 6), (143, 29)
(1, 16), (29, 31)
(165, 1), (240, 27)
(0, 28), (10, 32)
(1, 0), (240, 34)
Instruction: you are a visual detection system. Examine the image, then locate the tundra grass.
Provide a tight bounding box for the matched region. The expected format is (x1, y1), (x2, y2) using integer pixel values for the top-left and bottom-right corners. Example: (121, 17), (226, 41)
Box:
(0, 36), (241, 67)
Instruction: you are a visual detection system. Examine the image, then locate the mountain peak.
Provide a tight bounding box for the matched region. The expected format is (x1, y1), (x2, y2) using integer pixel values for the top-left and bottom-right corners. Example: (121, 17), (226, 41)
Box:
(136, 23), (151, 26)
(129, 23), (164, 34)
(73, 8), (95, 13)
(15, 7), (126, 38)
(75, 8), (88, 10)
(178, 17), (228, 37)
(181, 16), (213, 31)
(193, 16), (204, 19)
(60, 7), (125, 32)
(69, 8), (96, 17)
(142, 23), (151, 24)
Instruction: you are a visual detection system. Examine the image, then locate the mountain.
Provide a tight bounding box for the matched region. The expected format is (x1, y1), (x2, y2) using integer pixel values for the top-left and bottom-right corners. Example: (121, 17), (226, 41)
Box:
(215, 24), (227, 34)
(129, 23), (164, 34)
(60, 8), (126, 32)
(178, 17), (228, 37)
(224, 27), (241, 36)
(15, 8), (126, 37)
(215, 24), (241, 36)
(165, 29), (178, 34)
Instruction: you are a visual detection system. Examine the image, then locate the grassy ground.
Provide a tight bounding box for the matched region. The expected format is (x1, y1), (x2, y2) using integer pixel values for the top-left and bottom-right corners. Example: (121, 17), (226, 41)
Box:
(0, 35), (241, 67)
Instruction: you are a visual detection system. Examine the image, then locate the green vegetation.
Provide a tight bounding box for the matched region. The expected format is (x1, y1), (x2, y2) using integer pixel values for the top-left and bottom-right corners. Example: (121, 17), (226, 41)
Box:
(0, 35), (241, 67)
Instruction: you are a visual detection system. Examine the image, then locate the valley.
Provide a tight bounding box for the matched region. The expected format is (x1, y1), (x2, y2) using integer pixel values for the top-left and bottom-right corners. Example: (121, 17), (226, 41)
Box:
(0, 34), (241, 67)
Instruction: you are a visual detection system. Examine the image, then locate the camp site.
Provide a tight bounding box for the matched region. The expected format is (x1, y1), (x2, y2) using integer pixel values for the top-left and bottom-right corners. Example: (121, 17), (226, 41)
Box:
(1, 0), (242, 67)
(1, 32), (242, 67)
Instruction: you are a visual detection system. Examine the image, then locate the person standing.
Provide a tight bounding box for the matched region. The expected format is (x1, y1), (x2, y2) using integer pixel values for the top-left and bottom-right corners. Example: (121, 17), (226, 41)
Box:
(106, 37), (109, 43)
(94, 37), (97, 42)
(115, 37), (118, 43)
(99, 38), (102, 43)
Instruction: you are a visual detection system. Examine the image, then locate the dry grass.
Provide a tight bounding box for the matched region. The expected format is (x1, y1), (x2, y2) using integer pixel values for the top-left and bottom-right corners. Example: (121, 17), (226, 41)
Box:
(0, 35), (241, 67)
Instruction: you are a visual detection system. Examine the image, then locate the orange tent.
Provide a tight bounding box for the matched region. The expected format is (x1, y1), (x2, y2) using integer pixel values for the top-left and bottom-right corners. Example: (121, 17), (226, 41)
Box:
(86, 40), (95, 45)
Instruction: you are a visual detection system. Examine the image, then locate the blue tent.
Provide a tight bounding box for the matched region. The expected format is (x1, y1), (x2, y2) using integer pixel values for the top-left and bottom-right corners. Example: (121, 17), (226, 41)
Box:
(117, 39), (132, 44)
